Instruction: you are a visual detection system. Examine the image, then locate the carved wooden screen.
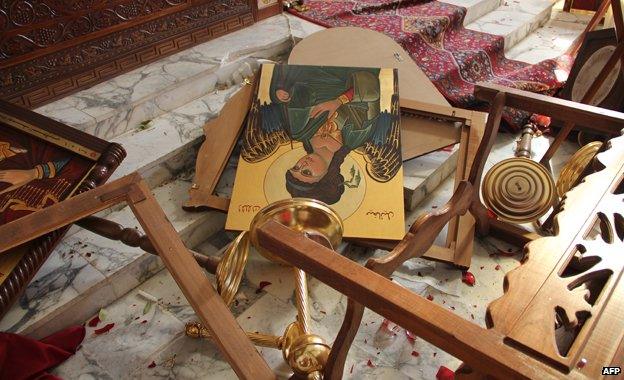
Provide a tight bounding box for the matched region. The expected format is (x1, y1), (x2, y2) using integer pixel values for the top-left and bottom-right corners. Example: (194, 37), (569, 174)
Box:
(0, 0), (257, 108)
(487, 132), (624, 371)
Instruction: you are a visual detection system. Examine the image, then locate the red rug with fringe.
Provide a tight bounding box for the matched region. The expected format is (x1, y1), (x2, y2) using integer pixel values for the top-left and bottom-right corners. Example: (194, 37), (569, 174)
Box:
(289, 0), (573, 129)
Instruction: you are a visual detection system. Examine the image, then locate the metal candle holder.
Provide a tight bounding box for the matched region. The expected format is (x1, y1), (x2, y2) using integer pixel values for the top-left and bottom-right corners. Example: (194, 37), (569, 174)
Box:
(187, 198), (343, 379)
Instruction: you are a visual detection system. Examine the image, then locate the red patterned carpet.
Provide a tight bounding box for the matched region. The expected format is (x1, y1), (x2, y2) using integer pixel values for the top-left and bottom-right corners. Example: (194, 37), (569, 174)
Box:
(289, 0), (574, 129)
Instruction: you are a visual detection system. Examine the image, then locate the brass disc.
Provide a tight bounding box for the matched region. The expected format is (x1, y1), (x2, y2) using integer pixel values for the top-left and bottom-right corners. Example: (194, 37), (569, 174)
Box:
(556, 141), (602, 197)
(482, 158), (557, 224)
(249, 198), (344, 264)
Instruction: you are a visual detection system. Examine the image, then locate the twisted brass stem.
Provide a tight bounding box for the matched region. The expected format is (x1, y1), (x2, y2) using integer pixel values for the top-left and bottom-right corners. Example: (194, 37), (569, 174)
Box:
(293, 268), (311, 334)
(185, 322), (282, 348)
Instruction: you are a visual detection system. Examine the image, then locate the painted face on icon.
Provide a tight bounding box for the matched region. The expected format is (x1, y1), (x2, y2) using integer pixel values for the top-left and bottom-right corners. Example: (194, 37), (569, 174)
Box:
(288, 153), (328, 183)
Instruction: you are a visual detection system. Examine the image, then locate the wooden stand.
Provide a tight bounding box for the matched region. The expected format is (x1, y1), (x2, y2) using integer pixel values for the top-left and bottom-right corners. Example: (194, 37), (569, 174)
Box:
(352, 100), (487, 268)
(254, 90), (624, 377)
(0, 173), (274, 380)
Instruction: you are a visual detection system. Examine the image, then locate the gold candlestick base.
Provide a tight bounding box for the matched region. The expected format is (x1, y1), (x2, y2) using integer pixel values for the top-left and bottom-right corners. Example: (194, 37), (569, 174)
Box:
(482, 157), (557, 223)
(186, 321), (330, 378)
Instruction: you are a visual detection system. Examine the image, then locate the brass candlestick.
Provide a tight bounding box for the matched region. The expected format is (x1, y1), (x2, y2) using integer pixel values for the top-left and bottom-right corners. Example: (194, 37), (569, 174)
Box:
(186, 321), (330, 379)
(187, 198), (343, 378)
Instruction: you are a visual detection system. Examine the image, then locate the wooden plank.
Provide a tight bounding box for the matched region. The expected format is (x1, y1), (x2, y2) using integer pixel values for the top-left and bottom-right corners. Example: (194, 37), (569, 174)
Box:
(129, 180), (275, 380)
(255, 220), (564, 380)
(0, 174), (140, 253)
(184, 81), (255, 210)
(474, 83), (624, 135)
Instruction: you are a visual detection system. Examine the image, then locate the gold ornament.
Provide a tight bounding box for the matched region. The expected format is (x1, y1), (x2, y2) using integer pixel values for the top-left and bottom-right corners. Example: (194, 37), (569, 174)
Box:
(556, 141), (602, 197)
(215, 231), (249, 307)
(248, 198), (343, 265)
(188, 198), (343, 378)
(482, 158), (557, 223)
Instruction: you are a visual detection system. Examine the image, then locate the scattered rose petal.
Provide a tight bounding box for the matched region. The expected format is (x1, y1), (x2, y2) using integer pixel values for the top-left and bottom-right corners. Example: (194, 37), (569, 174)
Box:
(427, 295), (434, 301)
(462, 271), (476, 286)
(486, 209), (497, 219)
(141, 320), (148, 324)
(577, 358), (587, 368)
(411, 351), (420, 357)
(436, 365), (455, 380)
(350, 364), (354, 374)
(470, 314), (475, 320)
(94, 323), (115, 335)
(433, 352), (437, 357)
(256, 281), (272, 294)
(450, 306), (455, 310)
(405, 330), (417, 343)
(479, 266), (484, 270)
(367, 359), (375, 368)
(375, 319), (400, 348)
(87, 315), (100, 327)
(147, 361), (156, 369)
(495, 264), (501, 271)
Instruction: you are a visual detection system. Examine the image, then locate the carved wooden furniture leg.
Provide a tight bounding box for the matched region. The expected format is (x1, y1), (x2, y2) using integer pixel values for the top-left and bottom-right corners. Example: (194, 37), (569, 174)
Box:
(76, 215), (248, 307)
(75, 216), (220, 272)
(0, 173), (274, 380)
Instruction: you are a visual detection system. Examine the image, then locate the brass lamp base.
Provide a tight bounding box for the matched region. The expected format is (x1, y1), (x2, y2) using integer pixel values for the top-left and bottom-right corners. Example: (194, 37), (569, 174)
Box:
(482, 157), (557, 224)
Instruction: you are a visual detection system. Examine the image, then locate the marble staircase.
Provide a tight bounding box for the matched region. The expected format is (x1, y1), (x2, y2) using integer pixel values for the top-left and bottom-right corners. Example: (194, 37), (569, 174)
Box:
(1, 0), (592, 358)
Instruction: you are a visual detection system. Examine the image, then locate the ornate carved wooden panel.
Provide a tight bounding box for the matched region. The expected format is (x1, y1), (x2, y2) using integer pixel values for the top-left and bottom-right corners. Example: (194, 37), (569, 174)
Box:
(488, 132), (624, 371)
(0, 0), (257, 108)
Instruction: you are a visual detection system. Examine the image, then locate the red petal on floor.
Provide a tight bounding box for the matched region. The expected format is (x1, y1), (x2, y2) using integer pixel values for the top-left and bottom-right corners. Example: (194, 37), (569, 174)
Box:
(495, 264), (501, 271)
(350, 364), (354, 374)
(426, 295), (434, 301)
(147, 361), (156, 368)
(405, 330), (417, 343)
(411, 351), (420, 357)
(94, 323), (115, 335)
(461, 271), (475, 286)
(486, 209), (497, 219)
(87, 316), (100, 327)
(436, 365), (455, 380)
(367, 359), (375, 368)
(255, 281), (272, 294)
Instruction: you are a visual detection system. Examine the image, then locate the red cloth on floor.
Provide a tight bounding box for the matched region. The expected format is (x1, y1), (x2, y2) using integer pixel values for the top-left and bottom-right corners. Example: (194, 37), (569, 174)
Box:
(0, 326), (85, 380)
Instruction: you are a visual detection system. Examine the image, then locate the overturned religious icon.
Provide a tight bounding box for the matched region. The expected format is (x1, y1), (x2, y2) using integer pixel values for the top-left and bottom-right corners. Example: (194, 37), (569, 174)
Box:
(0, 130), (93, 224)
(227, 64), (405, 240)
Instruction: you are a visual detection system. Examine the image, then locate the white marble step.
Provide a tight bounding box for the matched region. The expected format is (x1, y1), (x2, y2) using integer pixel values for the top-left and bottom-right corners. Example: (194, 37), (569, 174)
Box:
(465, 0), (558, 51)
(0, 176), (226, 338)
(442, 0), (503, 24)
(34, 17), (294, 140)
(506, 7), (592, 64)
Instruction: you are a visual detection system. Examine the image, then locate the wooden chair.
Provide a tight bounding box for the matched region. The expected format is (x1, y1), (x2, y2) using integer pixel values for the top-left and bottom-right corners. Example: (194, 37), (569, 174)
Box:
(255, 85), (624, 379)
